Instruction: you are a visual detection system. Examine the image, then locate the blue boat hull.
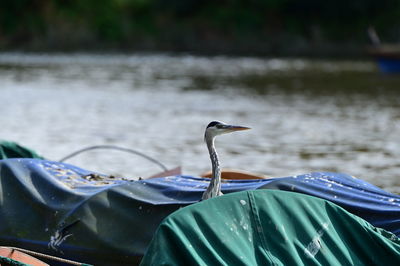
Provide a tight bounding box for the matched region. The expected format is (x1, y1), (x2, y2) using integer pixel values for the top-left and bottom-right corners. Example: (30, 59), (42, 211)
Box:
(377, 57), (400, 73)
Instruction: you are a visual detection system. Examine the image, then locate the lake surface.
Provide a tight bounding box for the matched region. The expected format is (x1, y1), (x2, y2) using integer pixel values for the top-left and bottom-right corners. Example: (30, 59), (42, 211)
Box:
(1, 53), (400, 193)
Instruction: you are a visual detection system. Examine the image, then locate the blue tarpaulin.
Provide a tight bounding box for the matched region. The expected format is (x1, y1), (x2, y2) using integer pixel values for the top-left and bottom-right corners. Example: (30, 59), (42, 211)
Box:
(0, 158), (399, 265)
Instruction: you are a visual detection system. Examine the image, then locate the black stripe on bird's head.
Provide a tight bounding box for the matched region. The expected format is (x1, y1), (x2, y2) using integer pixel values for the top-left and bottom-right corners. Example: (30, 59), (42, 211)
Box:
(205, 121), (250, 141)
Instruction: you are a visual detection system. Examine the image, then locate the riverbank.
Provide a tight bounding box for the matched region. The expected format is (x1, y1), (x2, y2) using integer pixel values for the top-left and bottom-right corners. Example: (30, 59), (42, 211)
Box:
(0, 31), (370, 58)
(0, 35), (368, 58)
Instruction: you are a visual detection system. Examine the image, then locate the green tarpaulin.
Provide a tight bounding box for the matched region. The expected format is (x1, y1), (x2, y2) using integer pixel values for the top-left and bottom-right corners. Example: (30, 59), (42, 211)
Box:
(141, 190), (400, 265)
(0, 141), (43, 159)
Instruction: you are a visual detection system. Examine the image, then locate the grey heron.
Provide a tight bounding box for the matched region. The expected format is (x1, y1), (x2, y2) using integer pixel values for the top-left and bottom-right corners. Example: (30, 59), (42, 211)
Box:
(202, 121), (250, 200)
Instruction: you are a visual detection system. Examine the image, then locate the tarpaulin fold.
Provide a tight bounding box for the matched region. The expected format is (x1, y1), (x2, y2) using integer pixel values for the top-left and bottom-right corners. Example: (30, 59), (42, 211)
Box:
(141, 190), (400, 265)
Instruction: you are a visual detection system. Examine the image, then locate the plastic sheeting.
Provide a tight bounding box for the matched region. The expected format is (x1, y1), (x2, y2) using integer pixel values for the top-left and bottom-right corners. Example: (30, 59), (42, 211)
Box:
(0, 141), (43, 160)
(144, 171), (400, 237)
(141, 190), (400, 265)
(0, 158), (399, 265)
(0, 159), (182, 265)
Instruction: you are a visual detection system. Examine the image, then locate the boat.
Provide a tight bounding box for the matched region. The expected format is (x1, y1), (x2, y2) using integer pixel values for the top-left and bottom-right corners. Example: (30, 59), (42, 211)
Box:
(367, 27), (400, 73)
(0, 246), (48, 266)
(0, 158), (399, 265)
(368, 45), (400, 73)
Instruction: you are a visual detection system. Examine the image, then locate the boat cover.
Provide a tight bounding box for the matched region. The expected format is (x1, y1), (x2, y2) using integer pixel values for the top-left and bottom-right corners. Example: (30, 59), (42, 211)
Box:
(0, 141), (43, 160)
(0, 158), (399, 265)
(140, 190), (400, 265)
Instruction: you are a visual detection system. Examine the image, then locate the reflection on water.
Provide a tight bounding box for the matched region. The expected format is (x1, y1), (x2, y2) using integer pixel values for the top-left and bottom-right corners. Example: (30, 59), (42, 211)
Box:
(0, 53), (400, 194)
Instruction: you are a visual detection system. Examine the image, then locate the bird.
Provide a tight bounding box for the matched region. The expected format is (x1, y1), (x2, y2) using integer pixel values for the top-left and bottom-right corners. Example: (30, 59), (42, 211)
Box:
(202, 121), (250, 200)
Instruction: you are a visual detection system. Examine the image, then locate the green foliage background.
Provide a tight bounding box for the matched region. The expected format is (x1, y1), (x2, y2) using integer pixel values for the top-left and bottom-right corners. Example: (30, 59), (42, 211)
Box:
(1, 0), (399, 55)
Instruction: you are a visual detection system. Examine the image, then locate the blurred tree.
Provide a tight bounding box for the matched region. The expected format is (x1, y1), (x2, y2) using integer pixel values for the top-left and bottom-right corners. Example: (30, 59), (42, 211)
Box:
(0, 0), (399, 53)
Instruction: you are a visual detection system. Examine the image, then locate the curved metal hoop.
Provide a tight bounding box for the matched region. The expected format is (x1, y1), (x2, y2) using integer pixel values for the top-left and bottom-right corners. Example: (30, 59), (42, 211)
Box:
(58, 145), (168, 171)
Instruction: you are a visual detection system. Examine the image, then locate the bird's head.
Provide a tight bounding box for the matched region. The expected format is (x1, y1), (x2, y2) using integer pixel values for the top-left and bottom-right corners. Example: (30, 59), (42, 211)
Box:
(204, 121), (250, 141)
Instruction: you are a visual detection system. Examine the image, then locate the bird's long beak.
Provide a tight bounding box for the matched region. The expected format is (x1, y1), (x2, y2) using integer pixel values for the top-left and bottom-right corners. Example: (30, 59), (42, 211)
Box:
(223, 125), (251, 132)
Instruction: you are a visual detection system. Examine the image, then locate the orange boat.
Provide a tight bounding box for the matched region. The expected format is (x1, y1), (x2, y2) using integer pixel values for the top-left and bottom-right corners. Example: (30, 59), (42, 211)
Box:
(0, 247), (48, 266)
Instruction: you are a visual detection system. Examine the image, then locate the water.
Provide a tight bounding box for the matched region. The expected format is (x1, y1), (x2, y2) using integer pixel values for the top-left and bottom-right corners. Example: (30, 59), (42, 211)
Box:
(1, 53), (400, 193)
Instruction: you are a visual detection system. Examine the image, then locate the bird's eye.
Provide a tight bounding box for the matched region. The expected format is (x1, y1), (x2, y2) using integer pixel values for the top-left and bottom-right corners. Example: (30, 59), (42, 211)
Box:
(216, 124), (227, 129)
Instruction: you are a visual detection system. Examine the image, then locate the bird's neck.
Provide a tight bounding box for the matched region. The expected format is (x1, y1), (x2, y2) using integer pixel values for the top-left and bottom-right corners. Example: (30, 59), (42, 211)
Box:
(203, 138), (222, 200)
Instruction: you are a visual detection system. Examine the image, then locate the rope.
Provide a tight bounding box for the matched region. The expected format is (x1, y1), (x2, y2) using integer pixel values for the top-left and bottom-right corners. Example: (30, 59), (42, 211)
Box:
(58, 145), (168, 171)
(1, 247), (92, 266)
